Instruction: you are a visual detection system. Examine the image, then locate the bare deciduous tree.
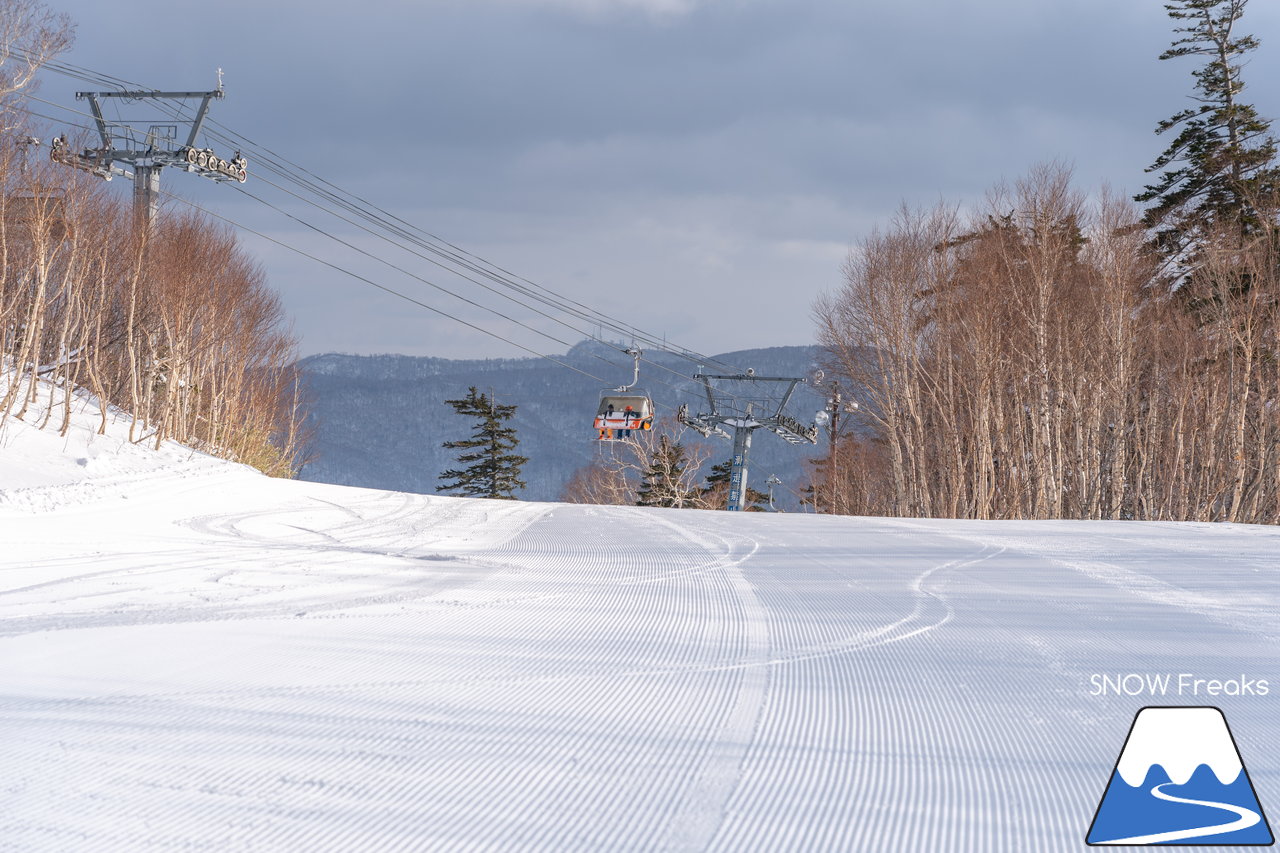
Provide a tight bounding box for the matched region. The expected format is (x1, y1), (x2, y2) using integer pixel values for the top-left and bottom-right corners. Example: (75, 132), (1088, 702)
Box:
(559, 419), (711, 508)
(814, 163), (1280, 524)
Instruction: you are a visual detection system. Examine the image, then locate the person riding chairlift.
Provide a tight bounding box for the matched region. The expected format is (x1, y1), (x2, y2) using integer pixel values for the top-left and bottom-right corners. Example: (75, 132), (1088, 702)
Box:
(598, 403), (616, 440)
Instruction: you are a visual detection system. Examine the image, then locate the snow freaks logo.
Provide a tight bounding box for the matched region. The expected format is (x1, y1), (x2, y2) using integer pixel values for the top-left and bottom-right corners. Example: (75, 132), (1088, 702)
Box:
(1086, 706), (1274, 846)
(1089, 673), (1269, 697)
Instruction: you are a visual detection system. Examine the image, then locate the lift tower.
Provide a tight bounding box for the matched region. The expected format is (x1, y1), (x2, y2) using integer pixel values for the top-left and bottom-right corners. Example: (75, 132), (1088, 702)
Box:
(678, 371), (818, 511)
(50, 80), (246, 230)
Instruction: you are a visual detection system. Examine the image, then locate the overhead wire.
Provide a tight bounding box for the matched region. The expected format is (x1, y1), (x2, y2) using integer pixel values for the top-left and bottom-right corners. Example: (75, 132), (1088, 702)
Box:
(10, 98), (727, 419)
(22, 99), (747, 397)
(188, 108), (743, 373)
(154, 184), (616, 388)
(15, 50), (749, 376)
(8, 56), (828, 491)
(14, 89), (772, 415)
(25, 53), (840, 446)
(198, 124), (746, 387)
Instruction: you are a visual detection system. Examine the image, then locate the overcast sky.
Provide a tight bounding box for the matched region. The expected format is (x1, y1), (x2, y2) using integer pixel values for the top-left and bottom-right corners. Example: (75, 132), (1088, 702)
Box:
(32, 0), (1280, 360)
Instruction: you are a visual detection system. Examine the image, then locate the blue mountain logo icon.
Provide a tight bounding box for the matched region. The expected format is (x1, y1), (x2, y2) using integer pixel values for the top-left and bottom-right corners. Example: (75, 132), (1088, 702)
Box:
(1087, 706), (1274, 846)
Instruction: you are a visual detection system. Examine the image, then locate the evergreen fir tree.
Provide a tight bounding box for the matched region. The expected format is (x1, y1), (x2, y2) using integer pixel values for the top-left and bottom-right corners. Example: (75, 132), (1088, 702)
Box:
(1137, 0), (1280, 264)
(437, 387), (528, 499)
(635, 436), (698, 508)
(702, 459), (768, 511)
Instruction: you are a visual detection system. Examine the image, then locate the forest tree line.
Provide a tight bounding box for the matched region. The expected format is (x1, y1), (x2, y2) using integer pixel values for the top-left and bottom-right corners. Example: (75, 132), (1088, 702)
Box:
(809, 0), (1280, 523)
(0, 3), (305, 475)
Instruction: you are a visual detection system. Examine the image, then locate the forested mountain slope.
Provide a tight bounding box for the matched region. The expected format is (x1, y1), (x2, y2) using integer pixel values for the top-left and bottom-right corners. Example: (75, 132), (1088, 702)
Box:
(297, 342), (828, 504)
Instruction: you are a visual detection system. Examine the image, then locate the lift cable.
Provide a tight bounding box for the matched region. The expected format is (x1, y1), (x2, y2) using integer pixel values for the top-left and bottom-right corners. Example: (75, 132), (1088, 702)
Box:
(15, 90), (777, 411)
(21, 90), (747, 395)
(16, 107), (822, 507)
(148, 180), (763, 427)
(12, 50), (748, 377)
(11, 68), (827, 493)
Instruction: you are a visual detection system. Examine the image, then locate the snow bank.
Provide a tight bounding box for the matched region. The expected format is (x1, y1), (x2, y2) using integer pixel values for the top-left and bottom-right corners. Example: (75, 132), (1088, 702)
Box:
(0, 376), (253, 514)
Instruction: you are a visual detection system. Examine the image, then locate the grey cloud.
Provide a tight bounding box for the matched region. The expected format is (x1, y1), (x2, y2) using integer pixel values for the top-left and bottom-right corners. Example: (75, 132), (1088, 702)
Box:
(37, 0), (1280, 360)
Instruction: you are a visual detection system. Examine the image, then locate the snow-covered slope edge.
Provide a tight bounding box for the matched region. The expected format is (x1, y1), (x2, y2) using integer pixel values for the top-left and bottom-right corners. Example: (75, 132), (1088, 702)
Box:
(0, 378), (254, 514)
(5, 374), (1280, 852)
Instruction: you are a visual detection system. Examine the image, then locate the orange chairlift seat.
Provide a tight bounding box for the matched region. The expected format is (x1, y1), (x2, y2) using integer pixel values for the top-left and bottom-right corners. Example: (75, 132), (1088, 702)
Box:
(594, 394), (654, 440)
(594, 347), (654, 441)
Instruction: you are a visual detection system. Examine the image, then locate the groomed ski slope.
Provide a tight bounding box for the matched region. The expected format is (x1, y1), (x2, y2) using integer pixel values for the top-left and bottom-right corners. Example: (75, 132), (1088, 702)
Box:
(2, 400), (1280, 851)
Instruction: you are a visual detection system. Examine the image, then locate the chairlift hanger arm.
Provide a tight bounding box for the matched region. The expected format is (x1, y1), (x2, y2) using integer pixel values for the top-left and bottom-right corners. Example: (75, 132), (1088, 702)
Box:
(615, 347), (642, 392)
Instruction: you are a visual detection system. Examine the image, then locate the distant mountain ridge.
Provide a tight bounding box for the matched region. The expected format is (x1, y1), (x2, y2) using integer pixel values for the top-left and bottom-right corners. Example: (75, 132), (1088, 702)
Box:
(297, 342), (828, 505)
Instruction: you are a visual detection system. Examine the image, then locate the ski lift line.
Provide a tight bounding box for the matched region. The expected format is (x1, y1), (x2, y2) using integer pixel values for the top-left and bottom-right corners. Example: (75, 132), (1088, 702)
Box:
(142, 180), (716, 416)
(192, 112), (747, 373)
(16, 51), (748, 374)
(222, 157), (739, 389)
(156, 101), (727, 360)
(15, 109), (781, 433)
(239, 170), (612, 336)
(16, 102), (749, 416)
(19, 60), (750, 379)
(232, 146), (608, 321)
(24, 98), (747, 394)
(146, 183), (617, 388)
(170, 115), (724, 376)
(228, 180), (708, 393)
(233, 169), (678, 367)
(21, 89), (778, 416)
(226, 182), (589, 354)
(2, 52), (116, 89)
(217, 177), (720, 395)
(204, 133), (735, 374)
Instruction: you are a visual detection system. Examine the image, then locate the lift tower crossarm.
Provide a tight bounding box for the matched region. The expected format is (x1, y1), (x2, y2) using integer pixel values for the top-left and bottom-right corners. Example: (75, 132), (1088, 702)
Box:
(55, 83), (244, 230)
(76, 90), (226, 99)
(678, 371), (817, 510)
(698, 374), (801, 382)
(75, 90), (223, 153)
(697, 373), (801, 420)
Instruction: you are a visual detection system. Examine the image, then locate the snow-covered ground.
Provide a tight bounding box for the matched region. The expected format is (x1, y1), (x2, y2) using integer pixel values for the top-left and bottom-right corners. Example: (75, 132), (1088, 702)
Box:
(3, 389), (1279, 851)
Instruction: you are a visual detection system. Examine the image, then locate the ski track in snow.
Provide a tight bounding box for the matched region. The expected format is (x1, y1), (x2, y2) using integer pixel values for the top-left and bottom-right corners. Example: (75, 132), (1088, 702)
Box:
(3, 467), (1280, 850)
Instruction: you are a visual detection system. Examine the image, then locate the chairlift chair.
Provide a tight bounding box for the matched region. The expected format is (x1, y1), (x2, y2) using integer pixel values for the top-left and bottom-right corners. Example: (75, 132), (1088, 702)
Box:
(593, 347), (655, 441)
(594, 392), (654, 441)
